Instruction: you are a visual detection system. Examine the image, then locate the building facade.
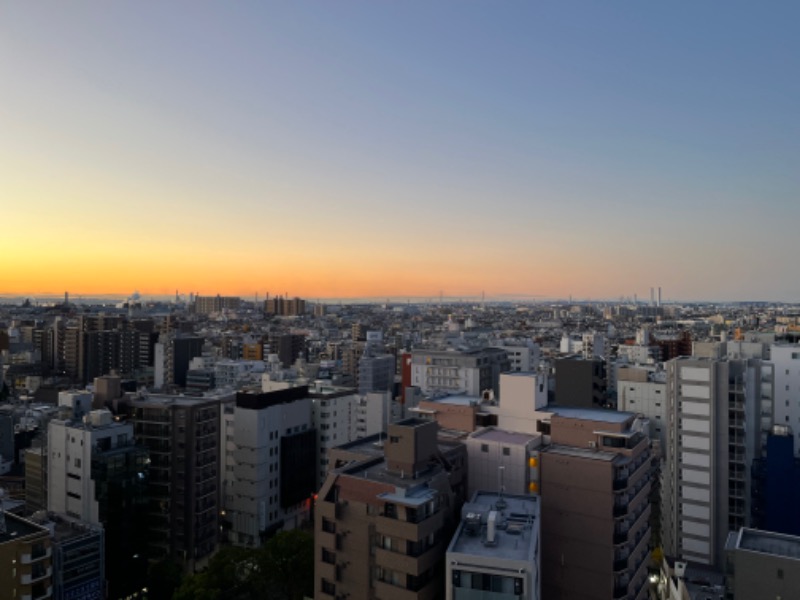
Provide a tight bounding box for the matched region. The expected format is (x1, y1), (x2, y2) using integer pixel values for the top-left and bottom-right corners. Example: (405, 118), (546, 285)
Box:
(315, 418), (467, 600)
(131, 394), (221, 571)
(410, 348), (510, 398)
(539, 408), (652, 600)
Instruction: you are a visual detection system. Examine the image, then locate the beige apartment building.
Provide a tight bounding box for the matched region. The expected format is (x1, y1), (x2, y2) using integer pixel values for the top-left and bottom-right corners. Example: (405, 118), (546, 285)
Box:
(315, 418), (467, 600)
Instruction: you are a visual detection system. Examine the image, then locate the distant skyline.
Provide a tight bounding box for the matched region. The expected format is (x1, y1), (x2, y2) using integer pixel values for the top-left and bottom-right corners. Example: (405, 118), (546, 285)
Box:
(2, 3), (799, 301)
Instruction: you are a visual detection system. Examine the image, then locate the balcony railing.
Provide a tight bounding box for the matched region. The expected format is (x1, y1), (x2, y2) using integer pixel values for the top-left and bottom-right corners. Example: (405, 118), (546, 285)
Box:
(21, 547), (51, 564)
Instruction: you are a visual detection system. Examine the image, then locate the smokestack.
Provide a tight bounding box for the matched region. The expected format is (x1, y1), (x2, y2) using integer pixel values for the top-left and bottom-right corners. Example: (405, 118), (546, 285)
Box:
(658, 287), (662, 307)
(650, 288), (654, 306)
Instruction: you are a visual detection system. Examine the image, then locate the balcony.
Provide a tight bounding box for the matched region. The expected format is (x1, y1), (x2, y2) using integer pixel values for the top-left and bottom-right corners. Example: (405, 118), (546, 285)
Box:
(375, 510), (443, 541)
(21, 566), (52, 584)
(21, 547), (51, 564)
(613, 556), (629, 572)
(21, 585), (53, 600)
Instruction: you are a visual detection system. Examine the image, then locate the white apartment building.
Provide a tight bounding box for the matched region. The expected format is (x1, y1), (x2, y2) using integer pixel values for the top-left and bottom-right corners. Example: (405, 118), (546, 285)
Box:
(227, 387), (315, 547)
(492, 340), (541, 372)
(214, 359), (265, 390)
(617, 369), (668, 453)
(771, 344), (800, 455)
(410, 348), (510, 397)
(48, 410), (137, 523)
(355, 390), (392, 440)
(479, 372), (548, 435)
(310, 384), (358, 486)
(663, 356), (772, 568)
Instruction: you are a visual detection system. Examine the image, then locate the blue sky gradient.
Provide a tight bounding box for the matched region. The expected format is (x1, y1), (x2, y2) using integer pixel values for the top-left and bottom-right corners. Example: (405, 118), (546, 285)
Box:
(2, 2), (798, 300)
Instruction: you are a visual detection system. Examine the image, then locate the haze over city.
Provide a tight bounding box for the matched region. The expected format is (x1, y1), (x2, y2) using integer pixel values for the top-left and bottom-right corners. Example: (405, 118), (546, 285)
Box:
(2, 2), (798, 300)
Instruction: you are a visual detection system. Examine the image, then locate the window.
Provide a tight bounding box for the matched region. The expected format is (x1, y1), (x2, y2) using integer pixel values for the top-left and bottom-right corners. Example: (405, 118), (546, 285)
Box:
(503, 447), (510, 456)
(74, 458), (81, 468)
(481, 444), (489, 453)
(321, 579), (336, 595)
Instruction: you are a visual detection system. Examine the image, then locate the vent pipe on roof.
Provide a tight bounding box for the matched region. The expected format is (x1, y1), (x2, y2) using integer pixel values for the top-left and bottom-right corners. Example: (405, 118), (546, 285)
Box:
(486, 510), (497, 545)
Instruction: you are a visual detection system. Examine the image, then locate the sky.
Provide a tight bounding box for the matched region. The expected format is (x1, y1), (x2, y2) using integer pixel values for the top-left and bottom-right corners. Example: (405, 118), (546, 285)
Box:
(1, 2), (798, 302)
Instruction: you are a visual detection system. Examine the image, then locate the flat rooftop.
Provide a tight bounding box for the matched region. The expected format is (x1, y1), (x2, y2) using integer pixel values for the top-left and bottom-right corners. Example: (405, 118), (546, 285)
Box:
(737, 528), (800, 560)
(469, 428), (539, 446)
(546, 444), (620, 463)
(544, 405), (634, 424)
(421, 394), (479, 407)
(448, 492), (539, 563)
(0, 513), (48, 545)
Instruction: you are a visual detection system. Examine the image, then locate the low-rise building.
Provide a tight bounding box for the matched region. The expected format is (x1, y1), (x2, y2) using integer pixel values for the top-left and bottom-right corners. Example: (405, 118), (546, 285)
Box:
(725, 527), (800, 600)
(446, 491), (541, 600)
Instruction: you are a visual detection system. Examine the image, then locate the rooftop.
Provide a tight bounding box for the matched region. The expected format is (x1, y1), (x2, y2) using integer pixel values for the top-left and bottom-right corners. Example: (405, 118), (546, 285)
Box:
(546, 444), (620, 462)
(544, 405), (634, 424)
(469, 428), (539, 446)
(448, 491), (539, 564)
(421, 394), (479, 407)
(0, 512), (48, 545)
(736, 528), (800, 560)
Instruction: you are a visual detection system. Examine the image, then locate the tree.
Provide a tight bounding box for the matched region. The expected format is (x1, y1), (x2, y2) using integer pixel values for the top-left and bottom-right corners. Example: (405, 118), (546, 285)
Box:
(173, 546), (257, 600)
(255, 530), (314, 600)
(146, 559), (183, 600)
(172, 531), (313, 600)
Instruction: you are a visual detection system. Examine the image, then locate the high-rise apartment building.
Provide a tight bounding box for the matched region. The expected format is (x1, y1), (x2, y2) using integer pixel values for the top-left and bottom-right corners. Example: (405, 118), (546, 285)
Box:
(226, 387), (316, 547)
(315, 418), (467, 600)
(264, 295), (306, 316)
(131, 394), (222, 571)
(662, 356), (773, 568)
(47, 410), (148, 597)
(539, 407), (652, 600)
(771, 343), (800, 455)
(194, 295), (241, 315)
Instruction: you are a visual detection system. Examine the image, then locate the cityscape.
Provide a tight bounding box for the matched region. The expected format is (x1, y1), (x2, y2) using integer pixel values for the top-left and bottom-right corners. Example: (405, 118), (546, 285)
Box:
(3, 3), (800, 600)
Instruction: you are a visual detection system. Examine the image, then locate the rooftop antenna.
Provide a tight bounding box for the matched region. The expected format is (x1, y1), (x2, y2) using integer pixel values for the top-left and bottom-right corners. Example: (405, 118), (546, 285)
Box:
(496, 466), (507, 509)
